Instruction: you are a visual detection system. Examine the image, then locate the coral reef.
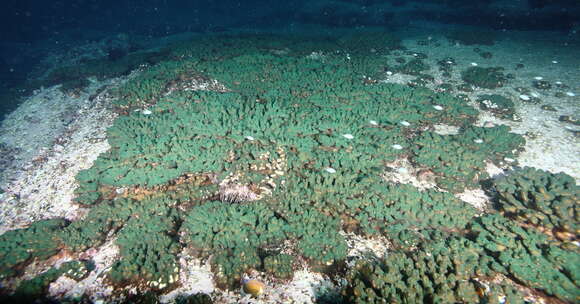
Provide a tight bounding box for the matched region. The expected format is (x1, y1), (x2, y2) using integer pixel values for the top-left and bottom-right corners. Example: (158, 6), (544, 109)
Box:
(342, 230), (524, 304)
(264, 254), (294, 279)
(0, 219), (66, 279)
(1, 32), (573, 303)
(391, 58), (430, 76)
(211, 246), (261, 289)
(108, 212), (181, 289)
(470, 214), (579, 302)
(493, 167), (579, 239)
(6, 261), (93, 302)
(461, 67), (508, 89)
(412, 126), (524, 192)
(180, 201), (285, 252)
(476, 94), (516, 120)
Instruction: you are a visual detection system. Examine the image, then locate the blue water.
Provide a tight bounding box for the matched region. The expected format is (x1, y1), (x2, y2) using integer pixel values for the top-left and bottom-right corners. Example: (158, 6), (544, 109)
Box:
(1, 1), (578, 118)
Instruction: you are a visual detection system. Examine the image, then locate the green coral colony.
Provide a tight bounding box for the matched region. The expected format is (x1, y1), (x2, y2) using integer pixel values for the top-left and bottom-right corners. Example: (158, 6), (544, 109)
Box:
(0, 33), (578, 303)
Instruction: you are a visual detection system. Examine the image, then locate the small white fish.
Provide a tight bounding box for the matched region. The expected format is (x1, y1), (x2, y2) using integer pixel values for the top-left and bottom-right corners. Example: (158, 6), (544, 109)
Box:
(400, 121), (411, 126)
(519, 94), (530, 101)
(534, 76), (543, 80)
(433, 105), (444, 111)
(392, 144), (403, 150)
(369, 120), (378, 125)
(245, 136), (255, 141)
(474, 139), (484, 144)
(142, 109), (152, 115)
(325, 167), (336, 173)
(471, 62), (478, 66)
(342, 134), (354, 139)
(566, 92), (576, 97)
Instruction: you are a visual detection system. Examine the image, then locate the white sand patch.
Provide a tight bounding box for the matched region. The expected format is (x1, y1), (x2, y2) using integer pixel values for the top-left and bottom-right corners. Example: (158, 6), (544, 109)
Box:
(48, 239), (119, 301)
(379, 72), (414, 85)
(159, 250), (214, 303)
(48, 276), (80, 298)
(383, 158), (438, 190)
(456, 188), (492, 211)
(0, 86), (82, 171)
(484, 161), (506, 179)
(383, 158), (495, 211)
(478, 108), (580, 181)
(212, 270), (338, 304)
(0, 79), (119, 234)
(342, 231), (390, 261)
(274, 270), (339, 304)
(164, 241), (341, 303)
(433, 123), (460, 135)
(188, 268), (338, 304)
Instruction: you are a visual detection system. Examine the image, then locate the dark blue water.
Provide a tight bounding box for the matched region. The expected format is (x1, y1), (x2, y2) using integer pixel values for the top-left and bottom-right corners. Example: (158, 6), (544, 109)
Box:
(1, 1), (578, 117)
